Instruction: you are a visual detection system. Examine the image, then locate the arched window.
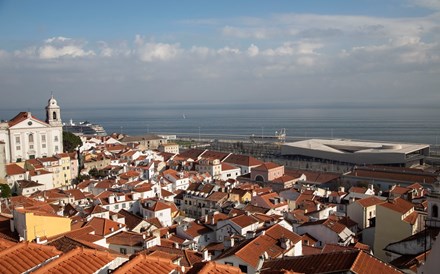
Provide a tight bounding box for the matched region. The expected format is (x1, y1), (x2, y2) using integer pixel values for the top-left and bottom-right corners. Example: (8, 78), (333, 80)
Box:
(29, 134), (34, 143)
(255, 175), (265, 182)
(52, 111), (57, 120)
(433, 204), (439, 218)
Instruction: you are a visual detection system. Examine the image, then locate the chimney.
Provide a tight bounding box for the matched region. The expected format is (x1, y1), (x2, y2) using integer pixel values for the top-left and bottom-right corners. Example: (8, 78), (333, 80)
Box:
(224, 237), (235, 248)
(202, 250), (211, 262)
(280, 237), (291, 250)
(246, 231), (256, 239)
(338, 186), (345, 193)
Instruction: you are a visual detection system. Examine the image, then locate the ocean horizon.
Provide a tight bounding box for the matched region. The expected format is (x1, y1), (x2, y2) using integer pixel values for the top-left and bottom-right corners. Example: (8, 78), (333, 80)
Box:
(2, 103), (440, 145)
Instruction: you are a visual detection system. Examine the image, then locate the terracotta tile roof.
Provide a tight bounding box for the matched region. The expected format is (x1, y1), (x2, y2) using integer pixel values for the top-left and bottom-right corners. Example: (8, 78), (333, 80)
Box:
(299, 217), (347, 234)
(178, 149), (206, 160)
(206, 191), (228, 202)
(302, 245), (323, 255)
(230, 214), (259, 228)
(242, 204), (271, 214)
(46, 235), (116, 253)
(201, 150), (231, 161)
(145, 217), (164, 229)
(357, 196), (385, 207)
(389, 251), (428, 272)
(349, 165), (438, 183)
(221, 162), (239, 171)
(118, 209), (145, 230)
(140, 245), (204, 267)
(253, 162), (281, 171)
(271, 175), (296, 184)
(113, 253), (180, 274)
(0, 241), (62, 274)
(321, 243), (356, 253)
(86, 217), (126, 236)
(5, 163), (26, 176)
(106, 231), (145, 247)
(390, 185), (411, 195)
(187, 261), (243, 274)
(181, 221), (212, 238)
(32, 247), (117, 274)
(380, 197), (414, 214)
(349, 186), (369, 194)
(261, 250), (401, 274)
(223, 154), (264, 167)
(142, 199), (172, 212)
(119, 170), (140, 180)
(7, 111), (47, 127)
(201, 212), (228, 225)
(403, 211), (419, 225)
(217, 224), (301, 268)
(16, 179), (43, 188)
(0, 238), (15, 251)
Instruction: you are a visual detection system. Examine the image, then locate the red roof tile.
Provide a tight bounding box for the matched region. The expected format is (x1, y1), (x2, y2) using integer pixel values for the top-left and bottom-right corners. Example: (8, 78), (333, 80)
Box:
(5, 164), (25, 176)
(113, 254), (180, 274)
(0, 241), (62, 274)
(32, 247), (116, 274)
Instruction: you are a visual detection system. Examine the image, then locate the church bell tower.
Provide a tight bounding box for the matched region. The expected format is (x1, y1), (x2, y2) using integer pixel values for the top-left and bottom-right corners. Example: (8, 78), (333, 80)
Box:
(45, 95), (62, 127)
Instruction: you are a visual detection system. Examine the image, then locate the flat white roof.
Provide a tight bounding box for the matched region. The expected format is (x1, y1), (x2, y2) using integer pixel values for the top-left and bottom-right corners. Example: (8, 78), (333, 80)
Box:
(283, 139), (429, 154)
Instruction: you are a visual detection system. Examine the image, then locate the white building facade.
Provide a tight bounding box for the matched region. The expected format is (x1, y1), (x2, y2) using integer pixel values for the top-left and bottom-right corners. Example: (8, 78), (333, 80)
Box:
(0, 96), (63, 163)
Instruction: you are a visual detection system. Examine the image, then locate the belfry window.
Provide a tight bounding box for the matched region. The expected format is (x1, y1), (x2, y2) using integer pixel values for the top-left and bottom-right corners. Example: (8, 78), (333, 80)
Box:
(53, 111), (57, 120)
(433, 204), (439, 218)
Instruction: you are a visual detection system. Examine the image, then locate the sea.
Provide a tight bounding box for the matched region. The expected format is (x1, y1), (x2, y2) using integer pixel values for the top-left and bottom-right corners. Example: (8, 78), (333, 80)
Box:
(2, 103), (440, 145)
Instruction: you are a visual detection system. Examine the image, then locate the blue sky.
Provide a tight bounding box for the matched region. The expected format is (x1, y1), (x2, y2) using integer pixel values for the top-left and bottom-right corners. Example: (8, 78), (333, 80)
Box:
(0, 0), (439, 110)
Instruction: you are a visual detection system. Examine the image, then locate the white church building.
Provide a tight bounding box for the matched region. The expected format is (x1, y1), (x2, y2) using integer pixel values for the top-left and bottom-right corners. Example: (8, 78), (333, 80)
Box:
(0, 96), (63, 163)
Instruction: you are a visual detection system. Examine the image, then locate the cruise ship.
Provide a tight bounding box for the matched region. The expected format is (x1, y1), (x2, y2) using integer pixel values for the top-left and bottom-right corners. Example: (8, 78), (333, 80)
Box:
(63, 119), (107, 136)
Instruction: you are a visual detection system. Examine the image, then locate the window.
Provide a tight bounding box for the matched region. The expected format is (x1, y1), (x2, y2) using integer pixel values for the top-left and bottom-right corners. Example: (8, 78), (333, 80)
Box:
(41, 135), (46, 142)
(15, 136), (20, 144)
(120, 248), (127, 254)
(29, 134), (34, 143)
(16, 146), (21, 151)
(42, 144), (46, 149)
(225, 262), (233, 266)
(52, 111), (57, 120)
(29, 144), (34, 150)
(238, 265), (248, 273)
(54, 136), (59, 142)
(433, 204), (439, 218)
(55, 146), (59, 152)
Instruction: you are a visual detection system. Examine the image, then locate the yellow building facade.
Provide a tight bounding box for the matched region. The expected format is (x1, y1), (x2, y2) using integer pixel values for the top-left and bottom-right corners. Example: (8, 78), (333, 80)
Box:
(13, 209), (71, 241)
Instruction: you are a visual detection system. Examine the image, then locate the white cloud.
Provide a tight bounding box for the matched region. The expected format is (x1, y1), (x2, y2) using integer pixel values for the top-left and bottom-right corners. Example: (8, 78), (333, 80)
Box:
(134, 35), (181, 62)
(222, 25), (271, 39)
(190, 46), (215, 58)
(136, 42), (180, 62)
(45, 36), (71, 43)
(39, 45), (95, 59)
(247, 44), (259, 57)
(217, 46), (240, 55)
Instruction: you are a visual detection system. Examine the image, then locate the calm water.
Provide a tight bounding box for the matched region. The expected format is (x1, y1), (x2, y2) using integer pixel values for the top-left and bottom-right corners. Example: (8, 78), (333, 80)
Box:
(2, 104), (440, 145)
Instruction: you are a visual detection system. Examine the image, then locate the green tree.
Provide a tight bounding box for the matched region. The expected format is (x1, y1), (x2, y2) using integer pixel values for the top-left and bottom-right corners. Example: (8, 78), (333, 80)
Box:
(0, 184), (11, 198)
(63, 131), (82, 152)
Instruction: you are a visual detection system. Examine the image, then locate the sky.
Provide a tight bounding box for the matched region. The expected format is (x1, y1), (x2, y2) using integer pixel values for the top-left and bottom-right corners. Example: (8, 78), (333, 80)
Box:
(0, 0), (440, 111)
